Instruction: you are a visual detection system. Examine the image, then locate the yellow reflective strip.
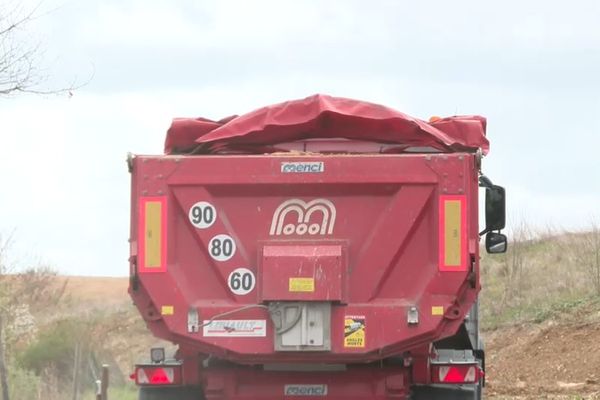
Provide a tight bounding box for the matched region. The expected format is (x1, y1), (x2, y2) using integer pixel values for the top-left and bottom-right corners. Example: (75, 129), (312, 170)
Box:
(145, 201), (162, 268)
(432, 306), (444, 316)
(444, 200), (462, 267)
(161, 305), (174, 315)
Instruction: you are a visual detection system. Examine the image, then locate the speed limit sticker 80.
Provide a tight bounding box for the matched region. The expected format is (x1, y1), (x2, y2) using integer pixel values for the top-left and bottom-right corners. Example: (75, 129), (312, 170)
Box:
(208, 234), (236, 262)
(228, 268), (256, 295)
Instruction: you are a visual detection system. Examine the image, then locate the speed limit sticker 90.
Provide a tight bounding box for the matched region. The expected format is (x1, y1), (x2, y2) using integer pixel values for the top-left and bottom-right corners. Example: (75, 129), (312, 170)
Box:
(228, 268), (256, 295)
(189, 201), (216, 229)
(208, 234), (236, 261)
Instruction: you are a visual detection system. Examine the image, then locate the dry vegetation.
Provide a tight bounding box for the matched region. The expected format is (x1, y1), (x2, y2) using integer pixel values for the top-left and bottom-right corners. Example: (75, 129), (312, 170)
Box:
(0, 271), (149, 400)
(480, 223), (600, 399)
(480, 223), (600, 330)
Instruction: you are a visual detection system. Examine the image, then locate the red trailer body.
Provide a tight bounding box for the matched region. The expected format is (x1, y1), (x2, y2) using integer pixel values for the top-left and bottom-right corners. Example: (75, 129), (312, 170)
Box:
(129, 95), (504, 400)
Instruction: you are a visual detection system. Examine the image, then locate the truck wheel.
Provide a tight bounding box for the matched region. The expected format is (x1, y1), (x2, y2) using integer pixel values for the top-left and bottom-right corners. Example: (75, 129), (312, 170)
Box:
(138, 386), (203, 400)
(411, 383), (482, 399)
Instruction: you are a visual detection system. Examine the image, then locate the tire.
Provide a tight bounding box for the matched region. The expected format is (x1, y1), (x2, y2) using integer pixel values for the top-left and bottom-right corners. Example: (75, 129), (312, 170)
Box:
(411, 383), (482, 399)
(138, 386), (203, 400)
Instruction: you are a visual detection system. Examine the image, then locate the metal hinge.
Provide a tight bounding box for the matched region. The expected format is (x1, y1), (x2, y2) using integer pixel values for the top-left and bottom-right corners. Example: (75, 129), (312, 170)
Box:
(127, 152), (134, 173)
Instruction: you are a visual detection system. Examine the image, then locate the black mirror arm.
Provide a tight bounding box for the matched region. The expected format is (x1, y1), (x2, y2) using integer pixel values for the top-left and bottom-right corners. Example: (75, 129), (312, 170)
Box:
(479, 226), (502, 236)
(479, 175), (493, 188)
(479, 175), (492, 236)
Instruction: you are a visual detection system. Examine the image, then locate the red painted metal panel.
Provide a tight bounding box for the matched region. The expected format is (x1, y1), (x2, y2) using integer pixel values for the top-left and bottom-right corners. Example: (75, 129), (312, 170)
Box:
(201, 366), (410, 400)
(259, 244), (345, 302)
(129, 153), (479, 364)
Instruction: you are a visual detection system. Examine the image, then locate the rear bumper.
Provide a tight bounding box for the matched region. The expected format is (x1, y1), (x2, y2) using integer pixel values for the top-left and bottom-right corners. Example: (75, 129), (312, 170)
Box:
(202, 366), (411, 400)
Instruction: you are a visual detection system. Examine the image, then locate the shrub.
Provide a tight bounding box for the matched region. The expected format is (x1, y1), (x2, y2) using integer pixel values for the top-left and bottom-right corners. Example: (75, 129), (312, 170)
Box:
(7, 366), (40, 400)
(18, 319), (81, 379)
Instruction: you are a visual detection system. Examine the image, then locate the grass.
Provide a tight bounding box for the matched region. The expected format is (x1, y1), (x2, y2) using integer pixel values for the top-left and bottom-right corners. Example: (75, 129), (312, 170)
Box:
(479, 228), (600, 331)
(481, 294), (593, 330)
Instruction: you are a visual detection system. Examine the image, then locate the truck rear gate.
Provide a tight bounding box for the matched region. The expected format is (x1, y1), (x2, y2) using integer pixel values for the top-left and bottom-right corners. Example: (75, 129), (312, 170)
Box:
(129, 95), (506, 399)
(131, 153), (477, 359)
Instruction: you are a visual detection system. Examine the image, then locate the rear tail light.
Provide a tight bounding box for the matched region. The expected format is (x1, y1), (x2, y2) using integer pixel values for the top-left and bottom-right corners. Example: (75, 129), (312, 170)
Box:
(135, 365), (182, 386)
(431, 364), (482, 384)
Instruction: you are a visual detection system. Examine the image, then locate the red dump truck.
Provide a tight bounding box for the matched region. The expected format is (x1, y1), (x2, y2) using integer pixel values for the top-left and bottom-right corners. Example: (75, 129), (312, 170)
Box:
(128, 95), (506, 400)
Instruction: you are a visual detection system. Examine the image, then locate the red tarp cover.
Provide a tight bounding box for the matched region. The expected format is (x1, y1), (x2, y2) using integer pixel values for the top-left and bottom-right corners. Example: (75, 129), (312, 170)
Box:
(165, 94), (488, 155)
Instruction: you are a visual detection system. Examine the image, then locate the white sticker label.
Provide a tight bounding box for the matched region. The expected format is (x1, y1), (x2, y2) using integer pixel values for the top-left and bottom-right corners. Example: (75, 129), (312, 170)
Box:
(203, 319), (266, 337)
(189, 201), (216, 229)
(270, 199), (336, 236)
(208, 234), (236, 261)
(227, 268), (256, 295)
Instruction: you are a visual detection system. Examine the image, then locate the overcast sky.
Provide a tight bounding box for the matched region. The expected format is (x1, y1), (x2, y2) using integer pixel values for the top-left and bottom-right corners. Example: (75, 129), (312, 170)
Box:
(1, 0), (599, 276)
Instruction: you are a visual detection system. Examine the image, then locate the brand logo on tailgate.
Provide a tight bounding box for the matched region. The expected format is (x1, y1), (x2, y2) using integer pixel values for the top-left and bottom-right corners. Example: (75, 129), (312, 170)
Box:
(202, 320), (266, 337)
(270, 199), (336, 236)
(281, 162), (324, 173)
(284, 384), (328, 396)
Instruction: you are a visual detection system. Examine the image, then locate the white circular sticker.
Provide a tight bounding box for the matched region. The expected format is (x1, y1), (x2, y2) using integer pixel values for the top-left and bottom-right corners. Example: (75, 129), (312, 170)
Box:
(227, 268), (256, 295)
(189, 201), (216, 229)
(208, 234), (236, 262)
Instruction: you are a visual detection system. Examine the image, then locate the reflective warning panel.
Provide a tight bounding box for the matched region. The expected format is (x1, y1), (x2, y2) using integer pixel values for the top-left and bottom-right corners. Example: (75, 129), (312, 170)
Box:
(139, 197), (167, 273)
(344, 315), (366, 348)
(438, 195), (467, 271)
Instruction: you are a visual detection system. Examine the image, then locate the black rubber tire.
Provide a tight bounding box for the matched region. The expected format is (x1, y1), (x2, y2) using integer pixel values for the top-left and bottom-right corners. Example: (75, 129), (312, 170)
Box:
(411, 384), (482, 399)
(476, 382), (483, 399)
(138, 386), (203, 400)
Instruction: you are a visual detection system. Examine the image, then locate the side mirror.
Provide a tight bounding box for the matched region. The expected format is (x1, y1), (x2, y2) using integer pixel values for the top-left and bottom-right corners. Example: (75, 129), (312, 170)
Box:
(484, 185), (505, 233)
(485, 232), (507, 254)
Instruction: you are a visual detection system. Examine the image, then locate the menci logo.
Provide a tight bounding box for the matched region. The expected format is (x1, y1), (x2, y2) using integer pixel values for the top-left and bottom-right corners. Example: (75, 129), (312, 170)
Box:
(284, 384), (328, 396)
(281, 162), (324, 173)
(270, 199), (336, 236)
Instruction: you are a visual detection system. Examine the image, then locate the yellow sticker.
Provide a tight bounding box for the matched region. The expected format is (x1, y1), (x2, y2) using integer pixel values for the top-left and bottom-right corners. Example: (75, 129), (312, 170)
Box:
(289, 277), (315, 292)
(344, 316), (365, 348)
(161, 305), (174, 315)
(432, 306), (444, 316)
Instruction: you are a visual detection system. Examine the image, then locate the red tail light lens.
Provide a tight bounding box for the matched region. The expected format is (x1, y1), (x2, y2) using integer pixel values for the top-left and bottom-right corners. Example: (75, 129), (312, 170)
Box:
(150, 368), (171, 384)
(135, 365), (182, 386)
(431, 364), (482, 384)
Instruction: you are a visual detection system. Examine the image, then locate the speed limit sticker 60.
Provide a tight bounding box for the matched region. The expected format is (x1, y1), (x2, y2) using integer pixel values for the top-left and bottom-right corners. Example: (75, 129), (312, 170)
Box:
(227, 268), (255, 295)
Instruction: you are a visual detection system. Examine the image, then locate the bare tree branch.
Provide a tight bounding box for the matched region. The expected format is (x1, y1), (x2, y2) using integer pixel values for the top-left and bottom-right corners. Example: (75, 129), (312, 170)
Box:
(0, 1), (90, 97)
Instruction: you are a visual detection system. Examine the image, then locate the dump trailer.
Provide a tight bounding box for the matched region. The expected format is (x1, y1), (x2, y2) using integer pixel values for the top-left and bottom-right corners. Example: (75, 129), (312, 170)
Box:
(128, 95), (507, 400)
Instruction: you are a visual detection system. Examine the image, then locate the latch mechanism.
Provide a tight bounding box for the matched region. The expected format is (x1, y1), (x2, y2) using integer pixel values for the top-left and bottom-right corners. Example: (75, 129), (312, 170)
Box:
(269, 302), (331, 351)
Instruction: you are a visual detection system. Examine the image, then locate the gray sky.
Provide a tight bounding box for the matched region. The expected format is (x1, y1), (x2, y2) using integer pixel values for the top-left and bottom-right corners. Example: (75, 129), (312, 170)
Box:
(1, 0), (599, 276)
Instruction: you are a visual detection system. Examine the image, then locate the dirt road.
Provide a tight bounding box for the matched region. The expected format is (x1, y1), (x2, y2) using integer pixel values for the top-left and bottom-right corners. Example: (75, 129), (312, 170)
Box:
(484, 300), (600, 399)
